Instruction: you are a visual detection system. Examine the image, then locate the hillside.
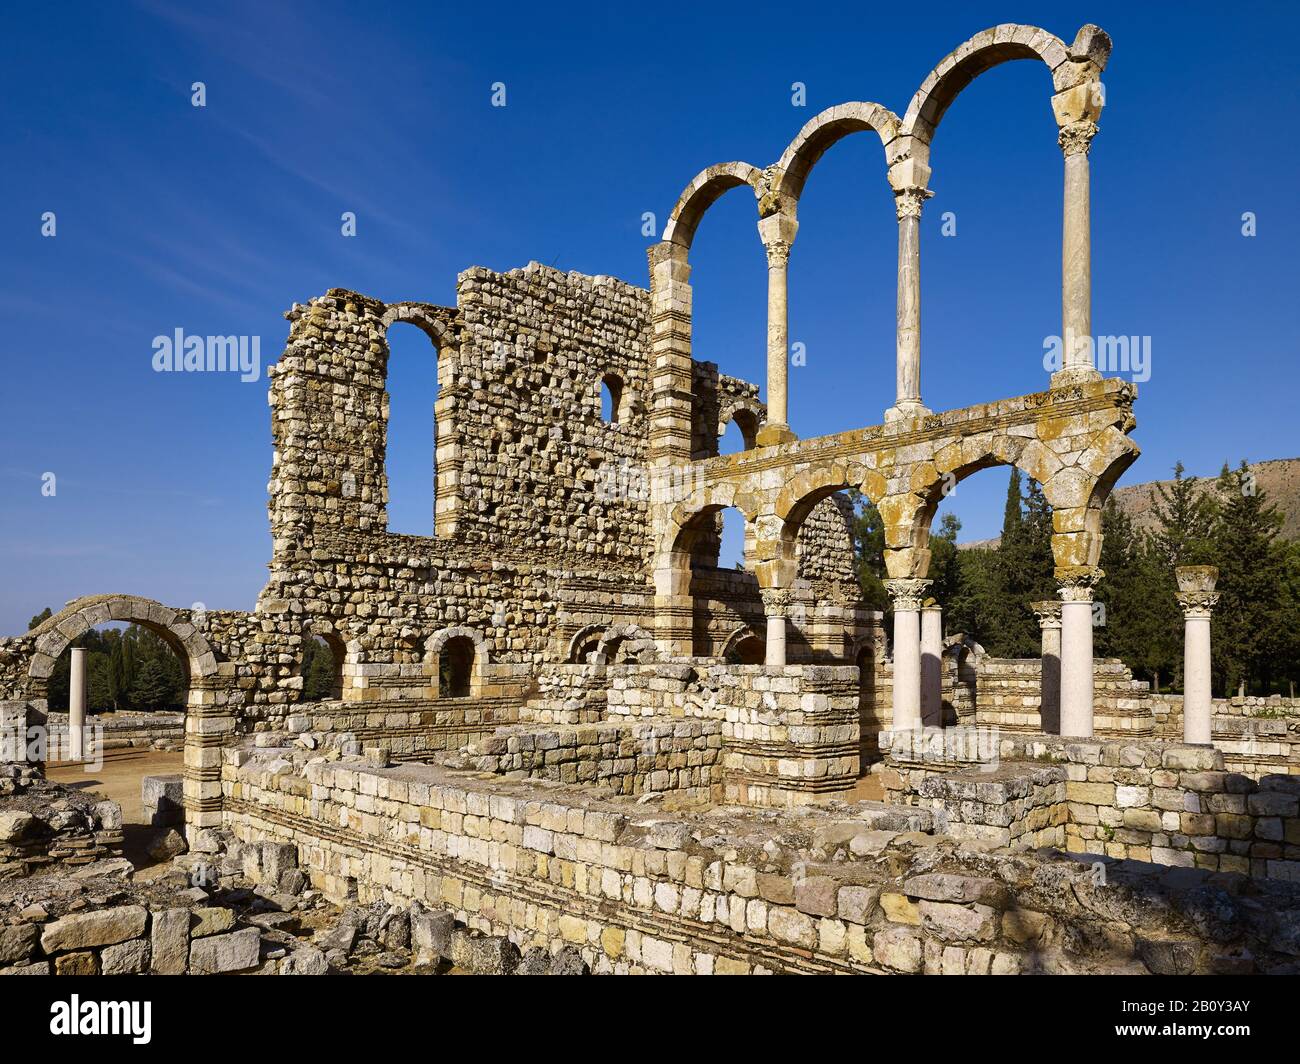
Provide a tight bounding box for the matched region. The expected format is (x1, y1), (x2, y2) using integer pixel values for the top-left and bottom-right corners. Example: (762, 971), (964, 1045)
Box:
(958, 457), (1300, 550)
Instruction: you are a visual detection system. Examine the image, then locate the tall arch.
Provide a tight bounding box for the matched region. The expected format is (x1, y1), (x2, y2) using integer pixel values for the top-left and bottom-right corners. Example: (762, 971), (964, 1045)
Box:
(662, 162), (765, 251)
(379, 302), (461, 538)
(772, 102), (899, 205)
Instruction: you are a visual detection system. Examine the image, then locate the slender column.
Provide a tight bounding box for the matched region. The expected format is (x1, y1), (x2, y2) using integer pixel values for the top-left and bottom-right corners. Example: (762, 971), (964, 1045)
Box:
(760, 587), (792, 669)
(920, 603), (943, 726)
(1054, 120), (1101, 386)
(1057, 567), (1102, 738)
(756, 213), (798, 446)
(1031, 600), (1063, 734)
(68, 646), (86, 762)
(1175, 566), (1220, 745)
(885, 187), (932, 421)
(885, 579), (931, 730)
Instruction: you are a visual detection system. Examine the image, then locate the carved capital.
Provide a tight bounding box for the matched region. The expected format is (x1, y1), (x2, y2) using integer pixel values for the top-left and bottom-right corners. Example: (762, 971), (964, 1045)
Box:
(1176, 591), (1220, 619)
(893, 186), (933, 221)
(884, 578), (932, 612)
(1058, 120), (1099, 157)
(759, 587), (796, 618)
(1030, 599), (1063, 630)
(1055, 566), (1104, 603)
(763, 239), (792, 269)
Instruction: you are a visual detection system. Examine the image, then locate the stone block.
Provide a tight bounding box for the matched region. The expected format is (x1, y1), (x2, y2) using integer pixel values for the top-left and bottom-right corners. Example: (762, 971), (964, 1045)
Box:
(101, 938), (150, 975)
(189, 927), (262, 974)
(872, 927), (922, 973)
(41, 905), (148, 953)
(141, 774), (184, 826)
(150, 909), (190, 975)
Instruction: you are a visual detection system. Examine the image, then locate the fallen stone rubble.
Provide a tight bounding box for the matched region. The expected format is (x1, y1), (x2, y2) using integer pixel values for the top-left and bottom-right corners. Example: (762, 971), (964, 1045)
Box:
(0, 825), (586, 975)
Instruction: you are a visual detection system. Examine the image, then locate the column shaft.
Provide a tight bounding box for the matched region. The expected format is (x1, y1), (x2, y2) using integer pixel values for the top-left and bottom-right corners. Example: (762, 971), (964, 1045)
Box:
(765, 613), (787, 669)
(892, 608), (921, 730)
(68, 646), (86, 762)
(896, 210), (922, 409)
(1183, 616), (1213, 744)
(1059, 601), (1094, 738)
(884, 578), (930, 731)
(1175, 568), (1220, 746)
(920, 605), (943, 725)
(1054, 121), (1100, 385)
(766, 251), (789, 431)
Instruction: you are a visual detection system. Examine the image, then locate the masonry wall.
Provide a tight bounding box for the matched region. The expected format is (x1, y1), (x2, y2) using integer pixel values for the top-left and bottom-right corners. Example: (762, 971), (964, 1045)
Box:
(220, 752), (1300, 974)
(883, 733), (1300, 880)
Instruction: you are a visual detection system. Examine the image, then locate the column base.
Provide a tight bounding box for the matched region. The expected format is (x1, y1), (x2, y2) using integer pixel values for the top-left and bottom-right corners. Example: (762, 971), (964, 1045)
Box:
(1050, 367), (1103, 389)
(883, 401), (931, 424)
(756, 423), (797, 447)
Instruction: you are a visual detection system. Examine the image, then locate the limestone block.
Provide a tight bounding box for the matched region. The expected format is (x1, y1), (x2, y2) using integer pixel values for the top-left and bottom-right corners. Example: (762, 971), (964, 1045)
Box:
(41, 905), (148, 953)
(150, 909), (190, 975)
(189, 927), (262, 974)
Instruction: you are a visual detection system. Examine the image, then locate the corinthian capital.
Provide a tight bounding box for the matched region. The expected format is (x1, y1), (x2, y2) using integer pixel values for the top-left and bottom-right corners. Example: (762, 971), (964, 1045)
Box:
(1176, 591), (1220, 619)
(1030, 600), (1063, 630)
(759, 587), (796, 618)
(883, 578), (932, 611)
(763, 239), (792, 269)
(1055, 565), (1104, 603)
(893, 186), (933, 221)
(1058, 120), (1099, 157)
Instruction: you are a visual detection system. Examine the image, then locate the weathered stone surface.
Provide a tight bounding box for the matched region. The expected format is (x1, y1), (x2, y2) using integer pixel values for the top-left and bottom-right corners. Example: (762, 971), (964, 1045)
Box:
(101, 938), (150, 975)
(41, 905), (148, 953)
(189, 927), (262, 974)
(150, 909), (190, 975)
(0, 923), (39, 965)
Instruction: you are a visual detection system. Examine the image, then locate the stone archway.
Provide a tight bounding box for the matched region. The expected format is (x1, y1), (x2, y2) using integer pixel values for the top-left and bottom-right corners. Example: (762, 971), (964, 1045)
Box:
(24, 594), (232, 836)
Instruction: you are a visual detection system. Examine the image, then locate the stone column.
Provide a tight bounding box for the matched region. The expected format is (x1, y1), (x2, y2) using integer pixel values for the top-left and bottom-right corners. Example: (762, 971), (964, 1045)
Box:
(885, 186), (933, 422)
(920, 603), (943, 726)
(1175, 566), (1220, 745)
(1057, 567), (1102, 738)
(1054, 120), (1101, 386)
(68, 646), (86, 762)
(760, 587), (792, 669)
(1031, 600), (1063, 734)
(885, 579), (931, 730)
(756, 213), (798, 447)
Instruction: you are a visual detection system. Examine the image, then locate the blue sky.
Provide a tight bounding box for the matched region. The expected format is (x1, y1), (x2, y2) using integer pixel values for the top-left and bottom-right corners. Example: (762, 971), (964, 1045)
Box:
(1, 1), (1297, 633)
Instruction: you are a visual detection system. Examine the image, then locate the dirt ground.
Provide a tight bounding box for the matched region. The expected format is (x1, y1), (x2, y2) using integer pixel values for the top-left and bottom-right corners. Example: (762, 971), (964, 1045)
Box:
(48, 748), (184, 824)
(47, 748), (185, 875)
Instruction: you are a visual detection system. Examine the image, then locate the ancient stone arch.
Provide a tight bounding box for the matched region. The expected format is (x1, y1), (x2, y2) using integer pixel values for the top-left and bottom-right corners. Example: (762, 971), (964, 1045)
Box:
(662, 161), (765, 250)
(899, 24), (1108, 151)
(720, 625), (764, 665)
(718, 396), (764, 451)
(423, 626), (489, 698)
(772, 101), (899, 205)
(25, 594), (218, 692)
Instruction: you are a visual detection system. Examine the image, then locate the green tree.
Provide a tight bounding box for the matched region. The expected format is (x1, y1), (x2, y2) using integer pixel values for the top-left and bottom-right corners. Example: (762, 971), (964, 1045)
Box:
(128, 658), (175, 711)
(847, 489), (888, 612)
(1149, 461), (1216, 569)
(1210, 461), (1290, 695)
(28, 607), (52, 630)
(302, 636), (339, 701)
(1095, 501), (1175, 690)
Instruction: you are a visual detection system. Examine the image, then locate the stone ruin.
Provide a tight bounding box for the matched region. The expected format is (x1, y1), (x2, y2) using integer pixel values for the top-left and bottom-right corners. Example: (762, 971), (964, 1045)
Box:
(3, 23), (1300, 975)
